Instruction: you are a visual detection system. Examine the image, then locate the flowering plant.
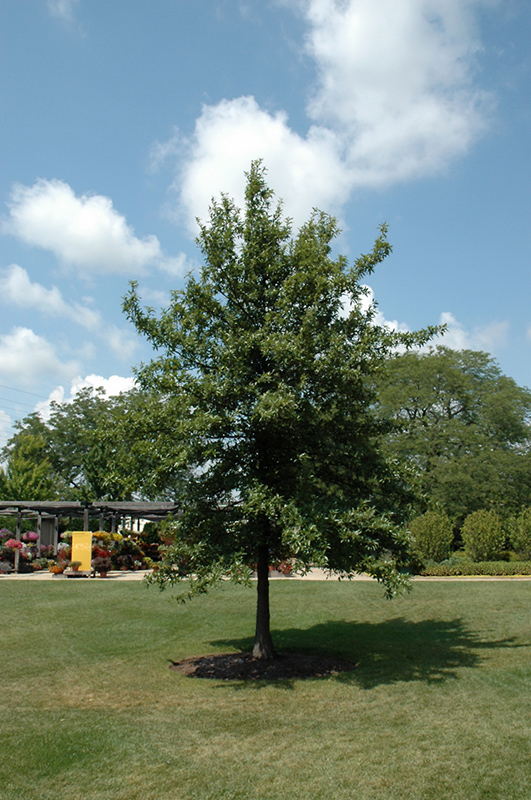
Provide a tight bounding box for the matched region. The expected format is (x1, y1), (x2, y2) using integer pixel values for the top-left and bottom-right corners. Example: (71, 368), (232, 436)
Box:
(22, 531), (39, 542)
(92, 546), (112, 559)
(33, 557), (51, 570)
(92, 556), (112, 574)
(0, 529), (14, 541)
(57, 542), (71, 561)
(5, 539), (23, 550)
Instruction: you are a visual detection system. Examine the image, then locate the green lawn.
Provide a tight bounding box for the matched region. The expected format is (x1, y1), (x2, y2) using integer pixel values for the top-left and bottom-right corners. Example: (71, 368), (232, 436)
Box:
(1, 578), (530, 800)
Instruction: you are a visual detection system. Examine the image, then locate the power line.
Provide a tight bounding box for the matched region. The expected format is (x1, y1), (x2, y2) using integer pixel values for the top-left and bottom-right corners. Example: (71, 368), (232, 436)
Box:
(0, 396), (40, 410)
(0, 383), (50, 400)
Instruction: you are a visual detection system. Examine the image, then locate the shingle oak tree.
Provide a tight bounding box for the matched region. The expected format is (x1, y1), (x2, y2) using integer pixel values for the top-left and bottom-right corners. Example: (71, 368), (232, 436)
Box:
(123, 162), (437, 660)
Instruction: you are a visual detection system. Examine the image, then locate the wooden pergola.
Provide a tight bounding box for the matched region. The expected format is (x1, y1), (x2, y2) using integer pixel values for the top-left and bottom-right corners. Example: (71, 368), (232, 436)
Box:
(0, 501), (179, 570)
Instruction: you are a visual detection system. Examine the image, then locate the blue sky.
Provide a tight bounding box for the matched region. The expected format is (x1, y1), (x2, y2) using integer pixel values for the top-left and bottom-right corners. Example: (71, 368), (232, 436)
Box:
(0, 0), (530, 447)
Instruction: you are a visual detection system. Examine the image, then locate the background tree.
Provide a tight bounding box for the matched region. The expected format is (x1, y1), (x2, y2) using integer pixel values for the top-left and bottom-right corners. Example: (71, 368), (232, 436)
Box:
(0, 430), (57, 500)
(508, 507), (531, 560)
(123, 162), (437, 660)
(377, 347), (531, 523)
(2, 388), (159, 502)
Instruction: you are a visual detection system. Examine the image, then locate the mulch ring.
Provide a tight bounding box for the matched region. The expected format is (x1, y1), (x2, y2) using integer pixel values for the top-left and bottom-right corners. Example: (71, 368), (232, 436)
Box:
(169, 651), (357, 681)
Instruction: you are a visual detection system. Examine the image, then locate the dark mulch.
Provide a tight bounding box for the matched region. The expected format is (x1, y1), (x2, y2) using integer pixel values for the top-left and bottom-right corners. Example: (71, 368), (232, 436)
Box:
(169, 651), (357, 681)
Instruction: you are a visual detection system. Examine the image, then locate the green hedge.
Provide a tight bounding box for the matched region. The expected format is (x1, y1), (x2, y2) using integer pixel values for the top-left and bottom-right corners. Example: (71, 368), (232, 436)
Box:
(420, 561), (531, 576)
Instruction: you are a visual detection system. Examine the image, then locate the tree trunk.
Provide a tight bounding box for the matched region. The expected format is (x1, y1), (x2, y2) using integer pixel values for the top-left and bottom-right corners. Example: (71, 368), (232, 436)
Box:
(252, 544), (276, 659)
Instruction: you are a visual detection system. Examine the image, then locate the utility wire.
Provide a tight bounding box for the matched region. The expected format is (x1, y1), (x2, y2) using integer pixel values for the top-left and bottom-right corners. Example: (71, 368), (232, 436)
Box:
(0, 383), (50, 400)
(0, 396), (40, 410)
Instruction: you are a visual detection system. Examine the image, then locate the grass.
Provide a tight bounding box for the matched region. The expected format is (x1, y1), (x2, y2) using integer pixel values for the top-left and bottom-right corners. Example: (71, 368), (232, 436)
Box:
(1, 577), (530, 800)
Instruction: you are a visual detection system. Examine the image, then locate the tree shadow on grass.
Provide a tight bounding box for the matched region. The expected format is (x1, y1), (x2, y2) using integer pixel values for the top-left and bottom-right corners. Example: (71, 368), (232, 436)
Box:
(210, 617), (524, 689)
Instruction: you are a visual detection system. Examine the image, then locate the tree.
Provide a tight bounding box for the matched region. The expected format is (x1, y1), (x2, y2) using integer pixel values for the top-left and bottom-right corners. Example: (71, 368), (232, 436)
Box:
(3, 388), (157, 502)
(377, 347), (531, 523)
(0, 430), (57, 500)
(123, 162), (437, 659)
(45, 387), (133, 500)
(509, 507), (531, 559)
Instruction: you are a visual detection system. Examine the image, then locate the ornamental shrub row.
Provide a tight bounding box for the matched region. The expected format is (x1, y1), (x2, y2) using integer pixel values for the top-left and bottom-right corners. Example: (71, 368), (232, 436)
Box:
(409, 507), (531, 567)
(420, 561), (531, 577)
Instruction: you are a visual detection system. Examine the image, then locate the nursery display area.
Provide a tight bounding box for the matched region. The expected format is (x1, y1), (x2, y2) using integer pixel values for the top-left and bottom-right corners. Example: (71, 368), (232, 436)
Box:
(0, 500), (178, 576)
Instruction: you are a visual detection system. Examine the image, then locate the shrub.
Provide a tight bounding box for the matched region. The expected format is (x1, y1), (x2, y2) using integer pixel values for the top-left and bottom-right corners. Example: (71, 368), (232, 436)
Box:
(421, 560), (531, 576)
(461, 509), (505, 562)
(509, 508), (531, 560)
(408, 511), (454, 563)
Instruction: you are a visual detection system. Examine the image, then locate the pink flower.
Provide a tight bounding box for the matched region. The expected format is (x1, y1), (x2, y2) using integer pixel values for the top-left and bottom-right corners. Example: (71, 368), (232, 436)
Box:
(5, 539), (24, 550)
(22, 531), (39, 542)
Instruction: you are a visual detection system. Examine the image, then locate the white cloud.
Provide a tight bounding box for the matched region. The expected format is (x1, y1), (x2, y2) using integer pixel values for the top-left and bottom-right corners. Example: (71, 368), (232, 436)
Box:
(341, 286), (411, 334)
(35, 373), (137, 420)
(34, 386), (66, 422)
(157, 253), (193, 277)
(0, 264), (139, 359)
(343, 288), (508, 355)
(175, 97), (350, 232)
(435, 311), (508, 351)
(138, 287), (171, 307)
(105, 326), (140, 362)
(0, 327), (79, 385)
(166, 0), (493, 229)
(76, 374), (137, 396)
(0, 264), (100, 329)
(47, 0), (78, 22)
(148, 128), (183, 174)
(304, 0), (490, 186)
(0, 263), (67, 314)
(3, 179), (171, 276)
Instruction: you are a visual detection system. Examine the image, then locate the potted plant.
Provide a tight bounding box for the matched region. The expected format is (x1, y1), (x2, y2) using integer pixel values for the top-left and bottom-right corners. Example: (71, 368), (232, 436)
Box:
(32, 557), (50, 571)
(92, 556), (113, 578)
(70, 561), (82, 572)
(49, 564), (65, 575)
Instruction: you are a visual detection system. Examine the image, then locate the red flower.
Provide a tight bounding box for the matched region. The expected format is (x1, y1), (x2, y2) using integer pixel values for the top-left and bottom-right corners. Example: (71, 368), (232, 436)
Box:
(5, 539), (23, 550)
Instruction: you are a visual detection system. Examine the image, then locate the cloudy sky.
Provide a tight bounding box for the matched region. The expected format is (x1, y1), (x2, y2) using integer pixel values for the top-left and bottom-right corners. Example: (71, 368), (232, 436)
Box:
(0, 0), (530, 447)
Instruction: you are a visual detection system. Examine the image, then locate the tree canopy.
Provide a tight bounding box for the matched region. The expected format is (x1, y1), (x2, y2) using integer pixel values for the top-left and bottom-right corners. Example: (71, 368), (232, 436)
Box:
(0, 429), (57, 501)
(1, 388), (154, 502)
(377, 346), (531, 523)
(123, 162), (437, 658)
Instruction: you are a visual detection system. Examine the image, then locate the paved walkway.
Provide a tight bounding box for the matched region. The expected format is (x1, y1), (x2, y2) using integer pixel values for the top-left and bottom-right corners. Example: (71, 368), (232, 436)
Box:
(2, 568), (531, 582)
